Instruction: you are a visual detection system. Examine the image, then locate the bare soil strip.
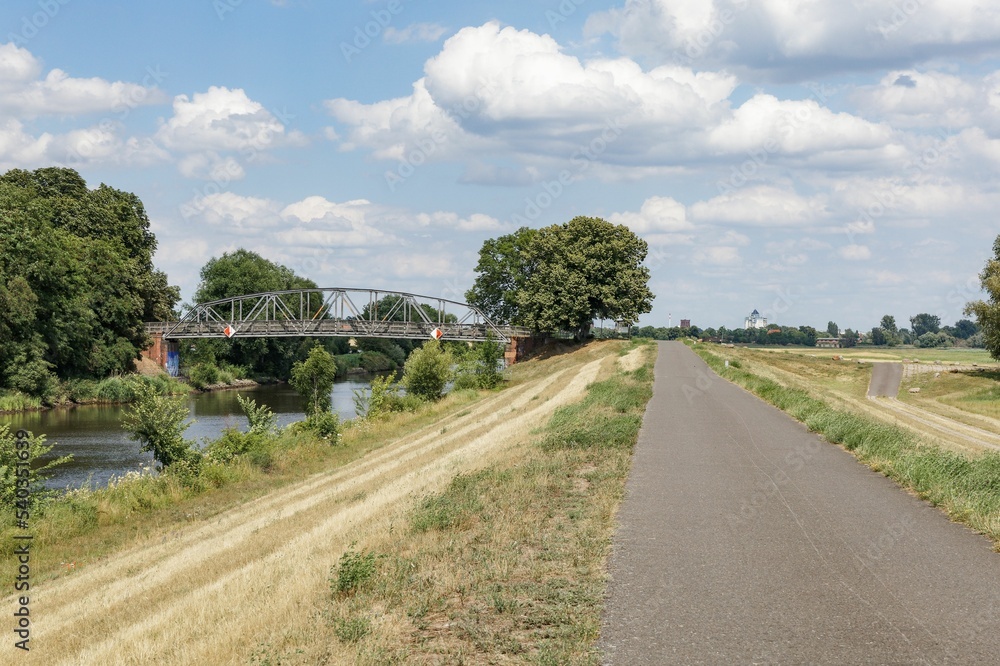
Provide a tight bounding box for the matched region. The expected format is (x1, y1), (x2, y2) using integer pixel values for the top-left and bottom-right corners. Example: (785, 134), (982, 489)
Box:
(872, 397), (1000, 452)
(9, 354), (604, 665)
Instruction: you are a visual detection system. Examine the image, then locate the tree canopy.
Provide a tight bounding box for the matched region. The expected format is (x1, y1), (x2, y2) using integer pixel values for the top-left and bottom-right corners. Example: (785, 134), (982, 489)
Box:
(910, 313), (941, 337)
(0, 167), (179, 396)
(189, 249), (321, 378)
(466, 216), (653, 337)
(965, 235), (1000, 360)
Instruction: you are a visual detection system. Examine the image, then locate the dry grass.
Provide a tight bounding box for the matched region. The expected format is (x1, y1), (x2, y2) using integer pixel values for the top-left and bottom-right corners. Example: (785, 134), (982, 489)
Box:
(702, 345), (1000, 455)
(753, 346), (1000, 366)
(2, 339), (654, 665)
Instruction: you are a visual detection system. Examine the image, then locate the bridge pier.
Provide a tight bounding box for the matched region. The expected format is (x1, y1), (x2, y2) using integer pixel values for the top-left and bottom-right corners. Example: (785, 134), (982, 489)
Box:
(505, 335), (543, 366)
(141, 330), (180, 377)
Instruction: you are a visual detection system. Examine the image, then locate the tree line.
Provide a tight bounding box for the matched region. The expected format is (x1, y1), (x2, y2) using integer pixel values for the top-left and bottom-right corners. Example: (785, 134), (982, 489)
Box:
(0, 168), (179, 402)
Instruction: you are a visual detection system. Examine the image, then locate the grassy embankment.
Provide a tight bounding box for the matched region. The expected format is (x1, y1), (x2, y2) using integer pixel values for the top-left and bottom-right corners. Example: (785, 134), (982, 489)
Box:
(307, 340), (655, 664)
(691, 343), (1000, 548)
(0, 382), (487, 590)
(2, 340), (656, 665)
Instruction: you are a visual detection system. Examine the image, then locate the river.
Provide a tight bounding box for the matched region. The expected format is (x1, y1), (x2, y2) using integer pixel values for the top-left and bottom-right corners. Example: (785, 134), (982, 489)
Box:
(0, 376), (382, 491)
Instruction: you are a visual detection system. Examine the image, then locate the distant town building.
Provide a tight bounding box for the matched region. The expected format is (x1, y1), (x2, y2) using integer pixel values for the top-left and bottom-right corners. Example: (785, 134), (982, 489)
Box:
(816, 337), (842, 348)
(681, 319), (691, 329)
(744, 309), (767, 329)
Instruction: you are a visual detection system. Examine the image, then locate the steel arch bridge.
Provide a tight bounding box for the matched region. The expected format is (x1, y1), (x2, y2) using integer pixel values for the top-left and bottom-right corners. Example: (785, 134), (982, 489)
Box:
(154, 288), (529, 343)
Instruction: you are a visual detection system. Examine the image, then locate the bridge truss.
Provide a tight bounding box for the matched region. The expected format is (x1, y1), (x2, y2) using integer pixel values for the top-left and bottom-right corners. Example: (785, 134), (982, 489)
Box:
(160, 288), (527, 343)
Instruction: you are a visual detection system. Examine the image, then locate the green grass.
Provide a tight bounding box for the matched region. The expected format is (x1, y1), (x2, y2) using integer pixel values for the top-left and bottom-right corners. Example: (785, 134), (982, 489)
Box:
(0, 390), (43, 413)
(694, 345), (1000, 546)
(319, 342), (657, 663)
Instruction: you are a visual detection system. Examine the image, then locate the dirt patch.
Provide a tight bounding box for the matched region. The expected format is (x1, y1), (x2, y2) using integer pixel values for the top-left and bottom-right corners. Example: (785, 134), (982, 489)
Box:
(618, 346), (646, 372)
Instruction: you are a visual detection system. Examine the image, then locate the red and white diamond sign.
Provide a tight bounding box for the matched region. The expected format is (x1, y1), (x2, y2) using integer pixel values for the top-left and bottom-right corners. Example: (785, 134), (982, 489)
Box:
(223, 325), (237, 338)
(430, 328), (443, 340)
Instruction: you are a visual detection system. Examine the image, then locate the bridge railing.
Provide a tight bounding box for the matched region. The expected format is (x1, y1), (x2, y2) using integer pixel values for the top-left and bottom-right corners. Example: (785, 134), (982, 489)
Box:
(153, 288), (532, 343)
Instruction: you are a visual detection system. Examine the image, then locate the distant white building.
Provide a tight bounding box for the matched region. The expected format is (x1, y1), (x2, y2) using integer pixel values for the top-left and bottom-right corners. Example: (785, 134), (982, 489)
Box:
(745, 309), (767, 329)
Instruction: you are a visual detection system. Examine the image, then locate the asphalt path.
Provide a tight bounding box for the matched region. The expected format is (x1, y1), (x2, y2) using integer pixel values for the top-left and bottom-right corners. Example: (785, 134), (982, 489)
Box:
(599, 342), (1000, 665)
(869, 362), (904, 398)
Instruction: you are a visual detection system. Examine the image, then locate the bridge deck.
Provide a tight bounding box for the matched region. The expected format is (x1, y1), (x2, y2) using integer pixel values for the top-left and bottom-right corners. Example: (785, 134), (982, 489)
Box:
(148, 320), (532, 342)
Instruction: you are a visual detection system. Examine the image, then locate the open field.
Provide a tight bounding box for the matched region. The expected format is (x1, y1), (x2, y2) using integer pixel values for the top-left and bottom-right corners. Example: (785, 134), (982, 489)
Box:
(751, 345), (999, 365)
(703, 343), (1000, 455)
(3, 339), (655, 665)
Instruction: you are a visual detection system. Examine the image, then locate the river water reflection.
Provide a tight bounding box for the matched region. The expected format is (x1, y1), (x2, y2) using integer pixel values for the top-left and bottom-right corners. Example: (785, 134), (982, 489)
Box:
(0, 376), (381, 491)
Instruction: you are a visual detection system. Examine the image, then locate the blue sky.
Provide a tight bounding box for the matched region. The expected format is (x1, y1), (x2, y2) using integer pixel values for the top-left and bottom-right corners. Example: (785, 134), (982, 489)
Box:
(2, 0), (999, 332)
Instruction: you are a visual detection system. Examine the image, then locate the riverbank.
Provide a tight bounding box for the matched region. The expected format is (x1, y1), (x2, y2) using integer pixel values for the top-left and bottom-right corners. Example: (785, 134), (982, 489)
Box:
(0, 374), (192, 416)
(0, 375), (269, 416)
(0, 339), (656, 663)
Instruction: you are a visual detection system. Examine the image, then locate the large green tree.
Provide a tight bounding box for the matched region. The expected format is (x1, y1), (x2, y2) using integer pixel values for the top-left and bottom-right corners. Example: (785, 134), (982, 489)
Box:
(965, 235), (1000, 360)
(0, 167), (179, 395)
(465, 228), (538, 324)
(910, 313), (941, 337)
(190, 249), (322, 378)
(466, 217), (653, 337)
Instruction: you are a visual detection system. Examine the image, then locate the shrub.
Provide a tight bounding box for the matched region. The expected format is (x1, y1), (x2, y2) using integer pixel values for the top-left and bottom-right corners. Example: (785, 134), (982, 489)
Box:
(220, 363), (249, 380)
(237, 395), (277, 435)
(387, 393), (425, 413)
(331, 546), (381, 596)
(65, 379), (99, 402)
(353, 372), (399, 420)
(96, 376), (137, 403)
(401, 340), (453, 401)
(205, 428), (275, 469)
(188, 362), (220, 390)
(0, 425), (71, 519)
(290, 345), (338, 416)
(122, 382), (199, 469)
(454, 337), (505, 390)
(0, 391), (43, 413)
(358, 351), (393, 373)
(305, 412), (340, 442)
